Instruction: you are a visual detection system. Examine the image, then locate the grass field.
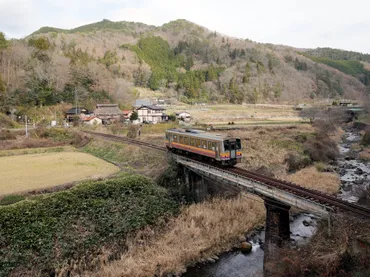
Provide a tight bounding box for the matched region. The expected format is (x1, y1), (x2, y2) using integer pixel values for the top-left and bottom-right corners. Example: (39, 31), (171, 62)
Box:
(165, 104), (301, 125)
(0, 152), (120, 196)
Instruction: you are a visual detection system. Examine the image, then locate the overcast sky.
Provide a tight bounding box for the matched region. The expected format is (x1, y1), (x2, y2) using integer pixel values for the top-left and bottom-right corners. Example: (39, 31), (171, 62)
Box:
(0, 0), (369, 53)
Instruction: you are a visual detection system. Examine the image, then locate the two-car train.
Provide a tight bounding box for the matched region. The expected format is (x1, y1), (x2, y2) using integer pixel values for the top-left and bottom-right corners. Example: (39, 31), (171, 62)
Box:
(165, 129), (242, 166)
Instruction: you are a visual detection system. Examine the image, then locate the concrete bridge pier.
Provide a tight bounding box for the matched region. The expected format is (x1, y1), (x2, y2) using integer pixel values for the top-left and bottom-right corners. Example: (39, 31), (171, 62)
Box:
(263, 198), (291, 276)
(183, 167), (208, 202)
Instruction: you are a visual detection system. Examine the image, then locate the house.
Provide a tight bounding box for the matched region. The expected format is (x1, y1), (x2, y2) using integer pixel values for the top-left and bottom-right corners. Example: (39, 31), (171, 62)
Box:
(136, 105), (167, 123)
(82, 116), (102, 125)
(94, 104), (123, 123)
(122, 110), (133, 120)
(176, 112), (191, 122)
(65, 107), (92, 122)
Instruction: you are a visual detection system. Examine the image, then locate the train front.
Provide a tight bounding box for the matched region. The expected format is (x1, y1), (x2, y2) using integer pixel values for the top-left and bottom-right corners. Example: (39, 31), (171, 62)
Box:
(221, 138), (242, 165)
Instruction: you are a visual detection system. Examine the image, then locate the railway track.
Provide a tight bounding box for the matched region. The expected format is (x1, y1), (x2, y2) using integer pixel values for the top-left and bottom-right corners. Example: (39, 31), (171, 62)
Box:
(84, 131), (167, 152)
(85, 131), (370, 218)
(227, 167), (370, 218)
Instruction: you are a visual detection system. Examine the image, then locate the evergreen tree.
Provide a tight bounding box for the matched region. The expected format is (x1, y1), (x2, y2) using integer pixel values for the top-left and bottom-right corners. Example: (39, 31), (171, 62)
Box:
(185, 56), (194, 70)
(243, 62), (251, 83)
(130, 111), (138, 121)
(0, 32), (7, 49)
(268, 58), (274, 73)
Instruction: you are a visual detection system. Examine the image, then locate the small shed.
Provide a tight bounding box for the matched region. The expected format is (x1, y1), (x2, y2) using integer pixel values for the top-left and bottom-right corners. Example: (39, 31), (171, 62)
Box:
(176, 112), (191, 122)
(82, 116), (102, 125)
(94, 104), (123, 122)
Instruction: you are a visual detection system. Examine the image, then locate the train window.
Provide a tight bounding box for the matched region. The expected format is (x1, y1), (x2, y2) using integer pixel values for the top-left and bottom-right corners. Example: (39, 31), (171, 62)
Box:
(190, 138), (194, 146)
(231, 141), (236, 150)
(236, 139), (241, 149)
(212, 142), (216, 150)
(202, 140), (207, 149)
(180, 136), (184, 144)
(184, 137), (189, 145)
(224, 140), (230, 151)
(196, 139), (200, 148)
(173, 135), (177, 142)
(208, 141), (212, 150)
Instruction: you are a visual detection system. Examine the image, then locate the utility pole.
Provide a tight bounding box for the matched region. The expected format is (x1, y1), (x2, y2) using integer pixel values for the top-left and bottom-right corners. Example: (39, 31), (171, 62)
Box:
(75, 88), (78, 116)
(25, 115), (28, 138)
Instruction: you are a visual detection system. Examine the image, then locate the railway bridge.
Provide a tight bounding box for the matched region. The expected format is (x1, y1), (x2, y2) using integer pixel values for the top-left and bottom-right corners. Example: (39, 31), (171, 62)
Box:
(85, 131), (370, 273)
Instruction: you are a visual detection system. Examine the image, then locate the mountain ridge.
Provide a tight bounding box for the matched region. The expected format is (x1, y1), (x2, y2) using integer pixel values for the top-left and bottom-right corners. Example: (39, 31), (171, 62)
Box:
(0, 19), (368, 113)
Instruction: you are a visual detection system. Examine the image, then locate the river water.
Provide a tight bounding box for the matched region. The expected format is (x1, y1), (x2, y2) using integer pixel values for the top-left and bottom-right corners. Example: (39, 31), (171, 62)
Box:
(183, 127), (369, 277)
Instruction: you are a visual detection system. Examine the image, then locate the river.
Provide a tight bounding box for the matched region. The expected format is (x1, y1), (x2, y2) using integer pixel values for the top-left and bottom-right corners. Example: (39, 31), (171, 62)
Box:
(183, 127), (369, 277)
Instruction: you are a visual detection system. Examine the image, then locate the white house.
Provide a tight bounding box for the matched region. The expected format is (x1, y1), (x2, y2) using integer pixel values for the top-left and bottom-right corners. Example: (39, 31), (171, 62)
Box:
(82, 116), (102, 125)
(136, 105), (167, 123)
(176, 112), (191, 122)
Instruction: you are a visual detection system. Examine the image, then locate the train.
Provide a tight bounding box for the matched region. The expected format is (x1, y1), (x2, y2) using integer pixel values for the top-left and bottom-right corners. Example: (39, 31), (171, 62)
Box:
(165, 128), (242, 166)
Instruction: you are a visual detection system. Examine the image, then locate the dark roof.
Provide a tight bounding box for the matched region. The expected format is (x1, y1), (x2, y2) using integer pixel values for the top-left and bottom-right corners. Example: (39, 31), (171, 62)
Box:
(65, 107), (90, 115)
(137, 105), (165, 111)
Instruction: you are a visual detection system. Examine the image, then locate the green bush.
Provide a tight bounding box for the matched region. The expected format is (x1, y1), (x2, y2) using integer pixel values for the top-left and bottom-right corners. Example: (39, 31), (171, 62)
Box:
(0, 195), (25, 206)
(0, 175), (178, 276)
(315, 162), (327, 172)
(285, 152), (312, 172)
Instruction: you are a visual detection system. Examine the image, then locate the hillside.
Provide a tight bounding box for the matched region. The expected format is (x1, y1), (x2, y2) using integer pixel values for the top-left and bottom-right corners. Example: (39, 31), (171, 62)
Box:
(0, 19), (368, 113)
(301, 47), (370, 88)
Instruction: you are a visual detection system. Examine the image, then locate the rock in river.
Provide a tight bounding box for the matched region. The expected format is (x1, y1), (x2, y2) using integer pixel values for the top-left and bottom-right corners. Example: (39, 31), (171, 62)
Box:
(355, 168), (364, 175)
(240, 242), (252, 253)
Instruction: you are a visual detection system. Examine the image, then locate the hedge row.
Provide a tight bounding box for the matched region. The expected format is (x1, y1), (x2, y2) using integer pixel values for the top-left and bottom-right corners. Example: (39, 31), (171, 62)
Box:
(0, 175), (178, 276)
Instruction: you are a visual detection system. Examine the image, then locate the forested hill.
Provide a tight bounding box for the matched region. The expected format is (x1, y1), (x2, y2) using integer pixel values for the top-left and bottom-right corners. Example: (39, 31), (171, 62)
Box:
(301, 47), (370, 87)
(0, 19), (369, 113)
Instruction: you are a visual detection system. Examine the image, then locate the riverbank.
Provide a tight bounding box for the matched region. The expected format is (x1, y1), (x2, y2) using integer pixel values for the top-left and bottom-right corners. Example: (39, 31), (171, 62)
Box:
(83, 195), (265, 277)
(267, 124), (370, 277)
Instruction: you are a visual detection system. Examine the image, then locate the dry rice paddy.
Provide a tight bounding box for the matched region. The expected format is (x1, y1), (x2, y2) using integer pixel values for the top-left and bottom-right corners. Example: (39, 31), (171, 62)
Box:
(0, 151), (120, 196)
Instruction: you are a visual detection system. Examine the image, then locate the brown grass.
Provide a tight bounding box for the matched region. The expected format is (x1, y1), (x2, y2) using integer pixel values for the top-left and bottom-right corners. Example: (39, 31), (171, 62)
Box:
(82, 194), (265, 277)
(0, 152), (120, 196)
(283, 166), (340, 195)
(0, 146), (76, 157)
(229, 125), (314, 176)
(0, 137), (62, 150)
(359, 146), (370, 161)
(166, 104), (301, 124)
(329, 127), (345, 143)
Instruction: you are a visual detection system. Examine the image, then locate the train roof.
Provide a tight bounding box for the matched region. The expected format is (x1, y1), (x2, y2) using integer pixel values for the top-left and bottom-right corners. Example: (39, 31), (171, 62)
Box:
(166, 128), (236, 140)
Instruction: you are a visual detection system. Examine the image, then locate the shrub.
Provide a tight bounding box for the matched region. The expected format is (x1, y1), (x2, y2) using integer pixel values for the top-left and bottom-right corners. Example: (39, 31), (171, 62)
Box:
(315, 162), (327, 172)
(0, 194), (25, 206)
(285, 152), (312, 172)
(0, 175), (178, 276)
(294, 133), (308, 143)
(0, 129), (16, 140)
(34, 127), (74, 142)
(127, 124), (139, 138)
(304, 134), (339, 162)
(361, 130), (370, 146)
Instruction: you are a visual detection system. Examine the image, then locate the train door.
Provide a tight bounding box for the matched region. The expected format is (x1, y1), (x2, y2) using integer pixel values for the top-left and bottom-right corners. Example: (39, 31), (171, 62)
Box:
(230, 140), (236, 159)
(169, 133), (173, 146)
